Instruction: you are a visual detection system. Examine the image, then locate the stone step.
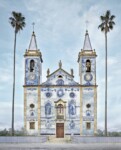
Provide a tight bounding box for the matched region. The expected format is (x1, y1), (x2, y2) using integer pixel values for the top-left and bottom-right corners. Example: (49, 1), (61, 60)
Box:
(48, 136), (71, 143)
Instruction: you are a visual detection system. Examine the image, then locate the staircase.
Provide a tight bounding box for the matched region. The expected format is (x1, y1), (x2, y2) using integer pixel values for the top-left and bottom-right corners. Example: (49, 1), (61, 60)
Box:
(47, 135), (71, 143)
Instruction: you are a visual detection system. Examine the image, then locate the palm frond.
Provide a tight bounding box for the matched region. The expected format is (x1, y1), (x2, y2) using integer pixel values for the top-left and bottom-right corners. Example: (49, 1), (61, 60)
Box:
(110, 15), (115, 20)
(100, 16), (105, 21)
(106, 10), (111, 19)
(9, 11), (26, 33)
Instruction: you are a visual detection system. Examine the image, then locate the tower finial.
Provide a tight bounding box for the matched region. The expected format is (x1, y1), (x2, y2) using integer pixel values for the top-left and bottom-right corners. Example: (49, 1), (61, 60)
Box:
(85, 20), (89, 32)
(59, 60), (62, 68)
(32, 22), (35, 32)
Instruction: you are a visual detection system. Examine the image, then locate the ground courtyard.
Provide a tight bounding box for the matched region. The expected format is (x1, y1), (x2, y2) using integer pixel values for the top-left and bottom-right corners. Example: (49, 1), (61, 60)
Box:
(0, 143), (121, 150)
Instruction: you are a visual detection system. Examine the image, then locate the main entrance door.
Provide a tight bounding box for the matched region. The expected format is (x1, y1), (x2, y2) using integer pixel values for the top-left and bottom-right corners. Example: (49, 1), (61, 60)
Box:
(56, 123), (64, 138)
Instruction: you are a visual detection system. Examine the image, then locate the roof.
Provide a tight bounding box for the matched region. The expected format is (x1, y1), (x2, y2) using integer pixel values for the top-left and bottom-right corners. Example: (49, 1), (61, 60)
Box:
(47, 68), (74, 78)
(83, 30), (92, 50)
(28, 32), (38, 50)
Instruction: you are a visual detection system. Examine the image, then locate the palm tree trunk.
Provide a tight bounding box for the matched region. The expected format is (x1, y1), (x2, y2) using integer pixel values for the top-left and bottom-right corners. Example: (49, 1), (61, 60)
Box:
(12, 31), (17, 136)
(105, 32), (107, 136)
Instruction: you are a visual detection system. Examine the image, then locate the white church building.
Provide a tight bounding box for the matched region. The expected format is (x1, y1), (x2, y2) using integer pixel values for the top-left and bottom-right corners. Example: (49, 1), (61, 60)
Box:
(23, 30), (97, 138)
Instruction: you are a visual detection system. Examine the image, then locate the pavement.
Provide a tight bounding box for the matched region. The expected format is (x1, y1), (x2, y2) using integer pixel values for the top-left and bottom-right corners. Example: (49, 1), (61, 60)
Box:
(0, 143), (121, 150)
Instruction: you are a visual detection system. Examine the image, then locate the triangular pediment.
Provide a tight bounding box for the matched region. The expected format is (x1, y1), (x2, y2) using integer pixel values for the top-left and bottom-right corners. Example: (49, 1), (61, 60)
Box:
(47, 68), (73, 78)
(42, 68), (79, 86)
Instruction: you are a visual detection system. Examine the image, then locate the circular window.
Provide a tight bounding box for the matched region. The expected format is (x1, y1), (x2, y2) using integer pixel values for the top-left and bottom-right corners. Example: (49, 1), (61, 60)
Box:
(69, 92), (75, 98)
(86, 104), (91, 108)
(46, 92), (52, 98)
(57, 89), (64, 97)
(30, 104), (35, 108)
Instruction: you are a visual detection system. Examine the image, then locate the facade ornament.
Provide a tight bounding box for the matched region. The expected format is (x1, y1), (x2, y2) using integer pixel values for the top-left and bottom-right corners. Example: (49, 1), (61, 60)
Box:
(47, 68), (50, 76)
(59, 60), (62, 68)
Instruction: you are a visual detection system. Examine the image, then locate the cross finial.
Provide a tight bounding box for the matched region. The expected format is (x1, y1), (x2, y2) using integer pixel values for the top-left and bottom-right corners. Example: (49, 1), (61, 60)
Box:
(32, 22), (35, 32)
(85, 20), (89, 31)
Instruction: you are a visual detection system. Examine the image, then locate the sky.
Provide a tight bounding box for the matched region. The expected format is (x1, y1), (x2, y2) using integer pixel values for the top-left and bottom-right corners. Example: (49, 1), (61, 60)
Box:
(0, 0), (121, 132)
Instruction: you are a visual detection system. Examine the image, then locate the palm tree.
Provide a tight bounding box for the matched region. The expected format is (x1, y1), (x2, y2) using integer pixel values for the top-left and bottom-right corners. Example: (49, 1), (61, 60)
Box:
(9, 11), (26, 136)
(98, 10), (115, 136)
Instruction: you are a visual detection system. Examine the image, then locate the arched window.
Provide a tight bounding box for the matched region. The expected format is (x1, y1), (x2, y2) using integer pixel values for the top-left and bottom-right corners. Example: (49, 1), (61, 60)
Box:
(58, 75), (63, 78)
(57, 104), (64, 115)
(86, 59), (91, 72)
(30, 60), (35, 72)
(45, 103), (51, 115)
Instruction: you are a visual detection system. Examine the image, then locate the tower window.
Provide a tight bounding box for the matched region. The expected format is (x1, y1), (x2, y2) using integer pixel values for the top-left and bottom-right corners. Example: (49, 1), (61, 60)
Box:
(30, 122), (35, 129)
(86, 122), (91, 130)
(30, 60), (35, 72)
(30, 104), (35, 109)
(86, 59), (91, 72)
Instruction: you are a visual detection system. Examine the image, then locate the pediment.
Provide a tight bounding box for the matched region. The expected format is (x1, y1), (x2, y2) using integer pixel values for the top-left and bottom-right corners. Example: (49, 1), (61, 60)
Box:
(42, 68), (79, 86)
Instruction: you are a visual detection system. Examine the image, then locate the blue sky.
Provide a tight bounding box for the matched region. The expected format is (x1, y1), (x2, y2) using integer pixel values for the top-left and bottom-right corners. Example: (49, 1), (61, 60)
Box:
(0, 0), (121, 131)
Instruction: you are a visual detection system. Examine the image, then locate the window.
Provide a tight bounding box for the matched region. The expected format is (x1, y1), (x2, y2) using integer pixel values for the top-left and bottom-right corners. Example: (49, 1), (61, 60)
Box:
(30, 122), (35, 129)
(86, 104), (91, 108)
(57, 104), (64, 115)
(30, 60), (35, 72)
(58, 75), (63, 78)
(86, 59), (91, 72)
(30, 104), (35, 109)
(86, 122), (91, 130)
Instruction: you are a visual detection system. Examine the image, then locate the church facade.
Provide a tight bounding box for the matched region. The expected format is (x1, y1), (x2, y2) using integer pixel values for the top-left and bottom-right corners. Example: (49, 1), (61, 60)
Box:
(23, 30), (97, 137)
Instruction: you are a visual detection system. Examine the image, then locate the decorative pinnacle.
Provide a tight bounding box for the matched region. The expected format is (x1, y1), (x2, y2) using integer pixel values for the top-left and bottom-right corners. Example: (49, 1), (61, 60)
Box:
(59, 60), (62, 68)
(47, 68), (50, 76)
(71, 69), (74, 76)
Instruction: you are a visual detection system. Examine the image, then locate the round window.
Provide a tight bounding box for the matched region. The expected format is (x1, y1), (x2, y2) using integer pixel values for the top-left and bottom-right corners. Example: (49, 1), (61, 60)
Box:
(86, 104), (91, 108)
(30, 104), (35, 108)
(46, 92), (52, 98)
(69, 92), (75, 98)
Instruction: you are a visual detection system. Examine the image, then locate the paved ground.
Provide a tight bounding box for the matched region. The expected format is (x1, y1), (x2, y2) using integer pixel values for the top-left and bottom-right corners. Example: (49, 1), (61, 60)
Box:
(0, 143), (121, 150)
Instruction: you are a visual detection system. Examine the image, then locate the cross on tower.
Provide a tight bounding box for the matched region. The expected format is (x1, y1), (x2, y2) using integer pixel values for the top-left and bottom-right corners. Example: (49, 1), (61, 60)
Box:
(32, 22), (35, 32)
(85, 20), (89, 31)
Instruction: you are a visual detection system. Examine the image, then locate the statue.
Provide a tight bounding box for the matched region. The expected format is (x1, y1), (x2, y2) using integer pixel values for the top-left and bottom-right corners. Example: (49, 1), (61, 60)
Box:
(69, 103), (76, 115)
(45, 103), (51, 115)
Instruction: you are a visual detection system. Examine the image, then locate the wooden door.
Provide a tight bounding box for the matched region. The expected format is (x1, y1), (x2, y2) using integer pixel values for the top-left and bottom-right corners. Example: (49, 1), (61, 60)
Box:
(56, 123), (64, 138)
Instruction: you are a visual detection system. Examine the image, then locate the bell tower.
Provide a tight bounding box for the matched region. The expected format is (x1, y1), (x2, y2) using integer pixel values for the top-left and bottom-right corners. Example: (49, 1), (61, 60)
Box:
(78, 30), (97, 135)
(24, 31), (43, 135)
